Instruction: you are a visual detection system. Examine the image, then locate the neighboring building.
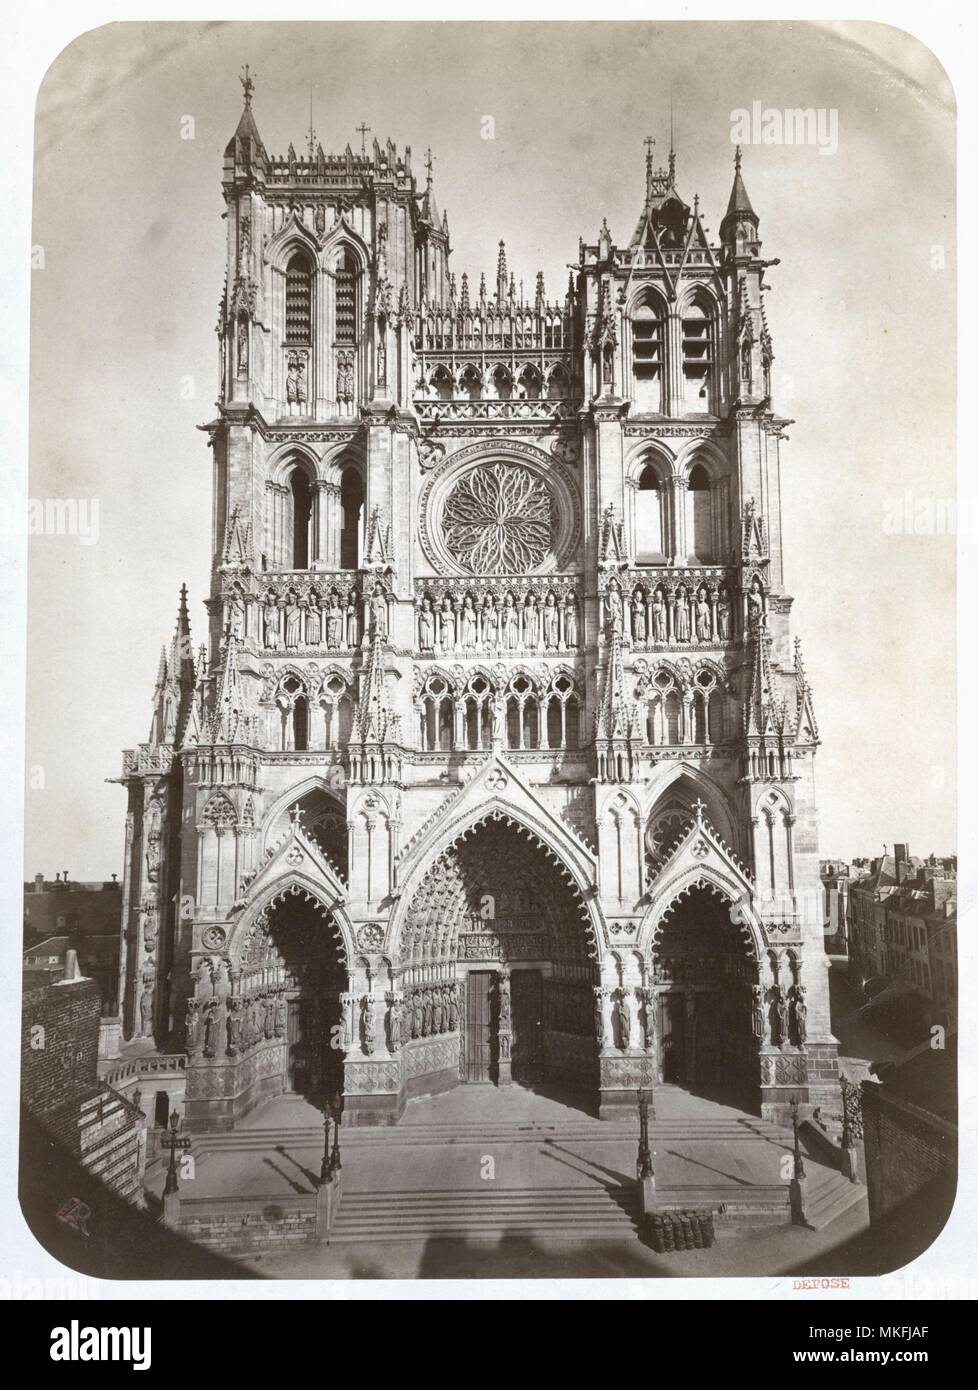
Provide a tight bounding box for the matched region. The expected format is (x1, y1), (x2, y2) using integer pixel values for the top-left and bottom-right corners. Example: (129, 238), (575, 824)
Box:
(23, 873), (122, 1011)
(861, 1038), (956, 1236)
(21, 964), (145, 1203)
(110, 76), (837, 1132)
(23, 933), (121, 1009)
(819, 859), (870, 954)
(848, 846), (956, 1043)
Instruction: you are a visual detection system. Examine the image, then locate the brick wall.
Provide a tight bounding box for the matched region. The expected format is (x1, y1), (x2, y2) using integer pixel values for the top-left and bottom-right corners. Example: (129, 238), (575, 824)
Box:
(861, 1083), (956, 1225)
(21, 979), (101, 1132)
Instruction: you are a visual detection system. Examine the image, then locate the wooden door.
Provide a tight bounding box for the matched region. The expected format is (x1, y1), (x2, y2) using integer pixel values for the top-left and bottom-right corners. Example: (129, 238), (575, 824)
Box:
(659, 992), (686, 1084)
(287, 997), (314, 1093)
(465, 971), (493, 1082)
(512, 970), (544, 1084)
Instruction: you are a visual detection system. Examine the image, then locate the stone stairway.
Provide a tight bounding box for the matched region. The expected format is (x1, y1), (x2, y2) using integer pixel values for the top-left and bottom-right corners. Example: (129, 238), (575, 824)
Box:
(197, 1114), (791, 1152)
(803, 1172), (868, 1231)
(329, 1184), (643, 1243)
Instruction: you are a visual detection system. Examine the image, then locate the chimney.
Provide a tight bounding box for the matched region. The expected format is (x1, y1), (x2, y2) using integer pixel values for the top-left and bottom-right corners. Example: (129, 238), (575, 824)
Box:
(33, 873), (44, 894)
(55, 949), (88, 986)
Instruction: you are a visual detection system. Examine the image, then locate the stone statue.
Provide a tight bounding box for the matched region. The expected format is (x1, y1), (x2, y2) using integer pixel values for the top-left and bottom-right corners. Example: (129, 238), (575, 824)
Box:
(432, 986), (445, 1035)
(419, 597), (435, 652)
(389, 996), (401, 1053)
(696, 588), (712, 641)
(438, 597), (454, 652)
(652, 589), (667, 643)
(361, 995), (375, 1055)
(564, 593), (579, 648)
(447, 985), (459, 1031)
(306, 592), (322, 646)
(285, 594), (302, 649)
(226, 998), (242, 1056)
(792, 987), (808, 1045)
(773, 986), (788, 1048)
(345, 595), (359, 647)
(606, 585), (623, 632)
(543, 592), (559, 649)
(273, 993), (287, 1039)
(264, 598), (281, 650)
(139, 981), (154, 1036)
(411, 990), (421, 1040)
(237, 320), (249, 374)
(751, 984), (764, 1040)
(632, 592), (647, 642)
(502, 594), (519, 650)
(497, 975), (512, 1031)
(370, 584), (388, 639)
(264, 994), (275, 1039)
(482, 594), (499, 649)
(185, 997), (201, 1053)
(718, 590), (733, 640)
(748, 578), (766, 631)
(203, 999), (219, 1058)
(675, 588), (691, 642)
(327, 596), (343, 649)
(341, 993), (355, 1050)
(524, 594), (541, 650)
(461, 595), (477, 651)
(618, 990), (632, 1050)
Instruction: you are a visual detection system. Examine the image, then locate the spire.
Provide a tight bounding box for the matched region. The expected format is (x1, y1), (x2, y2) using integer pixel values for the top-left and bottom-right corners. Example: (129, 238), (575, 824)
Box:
(721, 145), (758, 244)
(206, 632), (254, 745)
(224, 65), (267, 166)
(496, 241), (508, 303)
(149, 585), (194, 746)
(535, 271), (545, 312)
(459, 271), (470, 315)
(420, 146), (440, 226)
(595, 598), (639, 782)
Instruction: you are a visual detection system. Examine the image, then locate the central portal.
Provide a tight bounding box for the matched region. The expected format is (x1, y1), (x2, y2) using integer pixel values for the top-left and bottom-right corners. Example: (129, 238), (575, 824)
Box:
(401, 819), (599, 1105)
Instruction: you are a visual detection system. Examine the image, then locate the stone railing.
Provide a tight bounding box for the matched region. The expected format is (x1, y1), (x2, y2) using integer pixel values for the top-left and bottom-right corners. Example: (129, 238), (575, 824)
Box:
(413, 397), (578, 423)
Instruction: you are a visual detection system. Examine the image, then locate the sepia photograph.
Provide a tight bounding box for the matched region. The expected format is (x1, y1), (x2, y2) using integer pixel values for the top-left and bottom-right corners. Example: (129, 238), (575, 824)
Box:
(13, 14), (961, 1300)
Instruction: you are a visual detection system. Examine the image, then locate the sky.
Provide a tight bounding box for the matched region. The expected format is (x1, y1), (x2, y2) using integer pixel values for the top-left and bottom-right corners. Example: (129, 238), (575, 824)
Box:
(24, 19), (955, 876)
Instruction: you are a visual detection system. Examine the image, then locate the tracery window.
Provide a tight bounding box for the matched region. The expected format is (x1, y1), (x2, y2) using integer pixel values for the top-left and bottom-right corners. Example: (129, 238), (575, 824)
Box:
(442, 463), (555, 574)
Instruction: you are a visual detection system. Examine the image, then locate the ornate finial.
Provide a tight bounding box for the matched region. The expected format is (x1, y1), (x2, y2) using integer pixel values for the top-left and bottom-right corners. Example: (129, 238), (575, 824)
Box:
(240, 64), (255, 107)
(691, 797), (707, 822)
(734, 144), (742, 173)
(356, 121), (372, 156)
(424, 146), (435, 182)
(306, 86), (317, 160)
(289, 804), (304, 827)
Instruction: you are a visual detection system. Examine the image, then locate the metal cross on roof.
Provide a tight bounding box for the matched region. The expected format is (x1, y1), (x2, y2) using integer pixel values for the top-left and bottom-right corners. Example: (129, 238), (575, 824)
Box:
(356, 122), (372, 156)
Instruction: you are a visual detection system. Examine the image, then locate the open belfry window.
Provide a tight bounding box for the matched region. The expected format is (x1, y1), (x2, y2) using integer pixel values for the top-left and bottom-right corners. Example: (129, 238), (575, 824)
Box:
(631, 300), (664, 412)
(335, 248), (357, 345)
(285, 252), (312, 343)
(682, 298), (715, 409)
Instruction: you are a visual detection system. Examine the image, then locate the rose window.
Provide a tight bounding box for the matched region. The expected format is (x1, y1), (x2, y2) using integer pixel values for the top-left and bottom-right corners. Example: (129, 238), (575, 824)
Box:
(442, 463), (555, 574)
(646, 802), (694, 875)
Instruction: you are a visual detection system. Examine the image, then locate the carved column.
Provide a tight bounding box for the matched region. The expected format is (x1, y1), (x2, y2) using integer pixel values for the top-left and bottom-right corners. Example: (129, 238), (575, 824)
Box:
(496, 970), (512, 1085)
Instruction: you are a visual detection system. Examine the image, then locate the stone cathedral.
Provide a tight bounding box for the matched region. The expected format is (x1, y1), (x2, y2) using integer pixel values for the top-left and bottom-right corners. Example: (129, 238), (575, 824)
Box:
(115, 74), (838, 1130)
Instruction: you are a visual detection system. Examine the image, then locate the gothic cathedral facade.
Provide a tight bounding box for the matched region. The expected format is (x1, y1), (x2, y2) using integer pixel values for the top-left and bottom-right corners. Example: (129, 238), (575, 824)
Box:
(115, 76), (837, 1129)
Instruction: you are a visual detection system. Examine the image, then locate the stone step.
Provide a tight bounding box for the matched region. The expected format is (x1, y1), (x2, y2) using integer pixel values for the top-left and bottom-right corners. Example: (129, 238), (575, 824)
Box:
(331, 1185), (641, 1243)
(804, 1175), (868, 1231)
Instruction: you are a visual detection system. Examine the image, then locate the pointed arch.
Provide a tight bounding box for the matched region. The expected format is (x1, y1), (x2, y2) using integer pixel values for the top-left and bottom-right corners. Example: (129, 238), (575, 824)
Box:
(226, 870), (355, 974)
(391, 797), (602, 961)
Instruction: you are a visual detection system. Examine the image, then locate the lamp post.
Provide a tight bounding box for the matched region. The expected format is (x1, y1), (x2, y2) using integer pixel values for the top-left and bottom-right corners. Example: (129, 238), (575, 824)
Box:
(328, 1090), (342, 1177)
(320, 1107), (332, 1187)
(789, 1095), (806, 1180)
(637, 1087), (654, 1181)
(162, 1110), (190, 1196)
